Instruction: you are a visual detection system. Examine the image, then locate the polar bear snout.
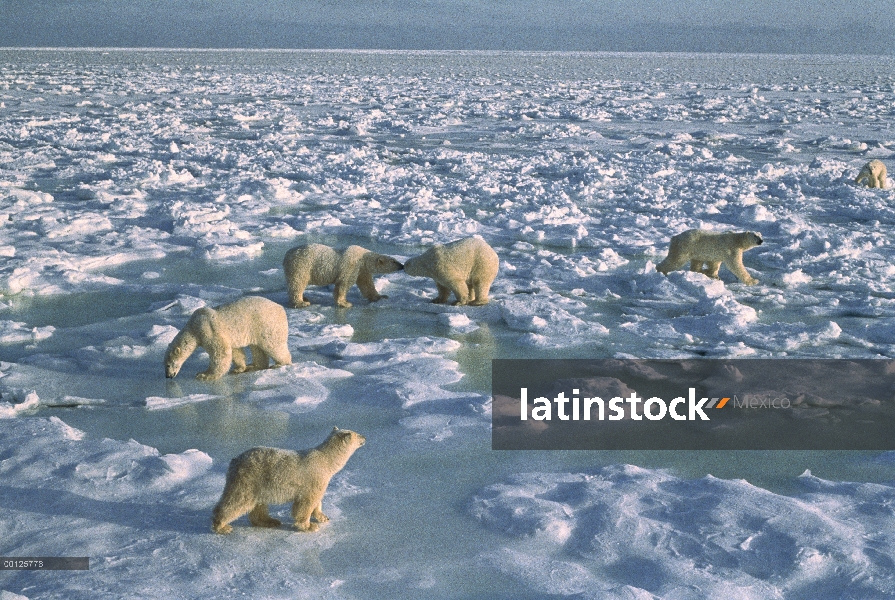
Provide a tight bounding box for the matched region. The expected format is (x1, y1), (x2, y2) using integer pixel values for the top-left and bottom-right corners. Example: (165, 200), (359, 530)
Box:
(165, 358), (182, 378)
(377, 256), (403, 273)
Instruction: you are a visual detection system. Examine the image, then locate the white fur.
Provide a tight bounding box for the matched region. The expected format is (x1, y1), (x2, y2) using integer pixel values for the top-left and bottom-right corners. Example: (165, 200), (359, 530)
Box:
(211, 428), (366, 534)
(855, 159), (887, 189)
(656, 229), (763, 285)
(403, 237), (499, 306)
(283, 244), (403, 308)
(164, 296), (291, 381)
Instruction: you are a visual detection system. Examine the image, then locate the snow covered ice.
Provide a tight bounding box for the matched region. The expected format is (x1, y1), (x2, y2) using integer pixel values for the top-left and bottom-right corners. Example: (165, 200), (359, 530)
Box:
(2, 49), (895, 598)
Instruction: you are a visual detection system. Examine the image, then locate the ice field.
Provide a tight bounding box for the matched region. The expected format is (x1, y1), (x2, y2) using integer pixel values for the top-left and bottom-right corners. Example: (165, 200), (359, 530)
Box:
(2, 49), (895, 598)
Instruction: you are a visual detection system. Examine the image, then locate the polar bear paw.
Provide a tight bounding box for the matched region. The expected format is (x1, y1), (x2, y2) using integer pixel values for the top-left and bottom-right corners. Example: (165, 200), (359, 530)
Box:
(212, 522), (233, 534)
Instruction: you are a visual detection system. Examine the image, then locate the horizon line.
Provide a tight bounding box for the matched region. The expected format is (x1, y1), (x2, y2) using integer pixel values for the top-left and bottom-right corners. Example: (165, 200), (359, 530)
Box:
(2, 47), (894, 59)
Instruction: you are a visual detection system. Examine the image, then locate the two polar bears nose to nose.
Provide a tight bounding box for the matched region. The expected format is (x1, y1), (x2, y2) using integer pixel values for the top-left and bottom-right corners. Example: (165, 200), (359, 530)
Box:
(282, 236), (499, 309)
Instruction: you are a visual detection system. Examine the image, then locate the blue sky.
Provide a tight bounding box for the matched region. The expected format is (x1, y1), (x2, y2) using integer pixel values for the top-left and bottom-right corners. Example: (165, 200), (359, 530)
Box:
(2, 0), (893, 54)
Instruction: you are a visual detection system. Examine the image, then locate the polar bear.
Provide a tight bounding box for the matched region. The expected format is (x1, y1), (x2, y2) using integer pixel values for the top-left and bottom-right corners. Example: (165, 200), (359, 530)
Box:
(656, 229), (763, 285)
(211, 427), (366, 534)
(855, 159), (887, 189)
(283, 244), (403, 309)
(403, 237), (499, 306)
(164, 296), (291, 381)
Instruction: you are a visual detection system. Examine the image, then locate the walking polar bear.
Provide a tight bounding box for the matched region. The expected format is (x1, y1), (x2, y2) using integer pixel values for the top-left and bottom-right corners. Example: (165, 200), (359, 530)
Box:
(211, 428), (366, 534)
(164, 296), (291, 381)
(855, 159), (887, 189)
(403, 236), (499, 306)
(283, 244), (403, 308)
(656, 229), (763, 285)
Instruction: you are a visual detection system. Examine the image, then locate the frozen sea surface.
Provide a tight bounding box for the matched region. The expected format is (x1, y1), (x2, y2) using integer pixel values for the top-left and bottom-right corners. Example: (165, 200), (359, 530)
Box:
(2, 49), (895, 598)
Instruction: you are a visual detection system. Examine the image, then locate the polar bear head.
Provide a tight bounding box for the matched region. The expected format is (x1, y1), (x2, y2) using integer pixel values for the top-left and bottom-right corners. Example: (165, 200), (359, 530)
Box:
(368, 253), (404, 274)
(164, 343), (187, 378)
(164, 328), (198, 378)
(738, 231), (764, 249)
(327, 426), (367, 450)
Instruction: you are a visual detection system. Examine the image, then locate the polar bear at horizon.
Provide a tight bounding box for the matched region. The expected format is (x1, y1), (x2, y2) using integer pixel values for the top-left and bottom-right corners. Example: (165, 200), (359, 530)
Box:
(211, 428), (366, 534)
(855, 159), (887, 189)
(283, 244), (403, 309)
(403, 236), (499, 306)
(656, 229), (763, 285)
(164, 296), (291, 381)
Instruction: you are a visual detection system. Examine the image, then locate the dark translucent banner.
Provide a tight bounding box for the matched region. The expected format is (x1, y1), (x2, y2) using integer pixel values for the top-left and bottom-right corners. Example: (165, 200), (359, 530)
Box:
(492, 359), (895, 450)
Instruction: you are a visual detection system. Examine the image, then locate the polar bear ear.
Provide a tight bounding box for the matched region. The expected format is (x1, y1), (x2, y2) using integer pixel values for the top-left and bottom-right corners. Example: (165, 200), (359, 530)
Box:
(332, 426), (340, 433)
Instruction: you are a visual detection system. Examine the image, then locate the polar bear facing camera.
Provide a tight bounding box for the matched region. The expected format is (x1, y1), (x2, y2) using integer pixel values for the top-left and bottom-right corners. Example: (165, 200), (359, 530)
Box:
(403, 236), (499, 306)
(283, 244), (403, 308)
(855, 159), (887, 189)
(164, 296), (291, 381)
(211, 428), (366, 534)
(656, 229), (763, 285)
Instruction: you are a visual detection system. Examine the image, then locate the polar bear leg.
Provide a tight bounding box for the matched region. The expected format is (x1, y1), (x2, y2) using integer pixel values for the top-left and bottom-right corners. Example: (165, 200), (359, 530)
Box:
(231, 348), (249, 373)
(265, 344), (292, 367)
(197, 346), (233, 381)
(212, 492), (254, 534)
(468, 276), (492, 306)
(656, 253), (688, 275)
(356, 270), (385, 302)
(725, 255), (758, 285)
(432, 283), (452, 304)
(247, 345), (270, 370)
(287, 276), (311, 308)
(332, 282), (353, 308)
(248, 503), (282, 528)
(449, 280), (471, 306)
(703, 261), (722, 278)
(311, 502), (329, 524)
(292, 495), (320, 532)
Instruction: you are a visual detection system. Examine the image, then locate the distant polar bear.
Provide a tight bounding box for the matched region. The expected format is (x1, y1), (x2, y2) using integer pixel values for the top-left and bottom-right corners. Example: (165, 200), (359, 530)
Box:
(855, 159), (887, 189)
(283, 244), (403, 309)
(403, 236), (499, 305)
(211, 427), (366, 534)
(164, 296), (291, 381)
(656, 229), (763, 285)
